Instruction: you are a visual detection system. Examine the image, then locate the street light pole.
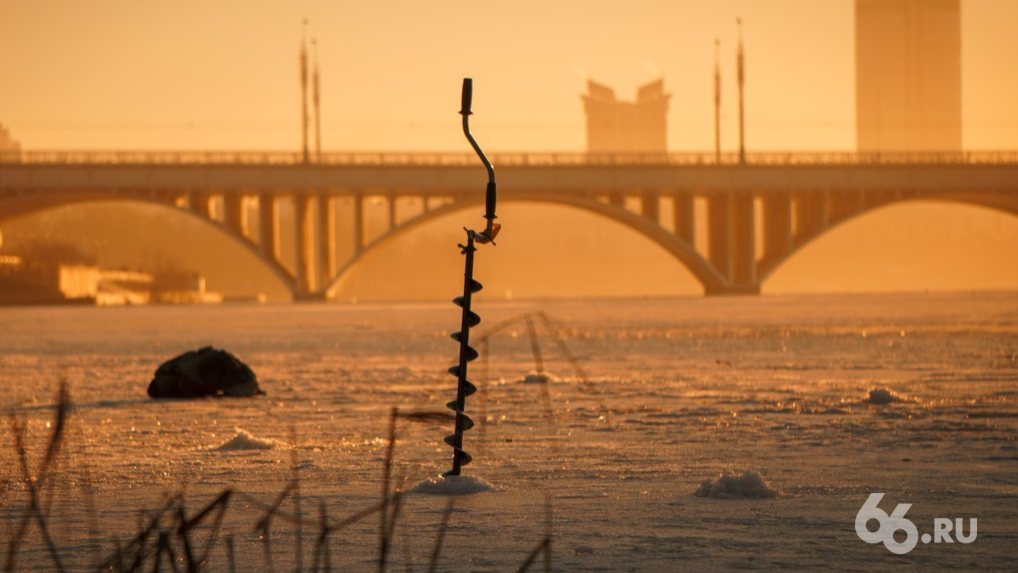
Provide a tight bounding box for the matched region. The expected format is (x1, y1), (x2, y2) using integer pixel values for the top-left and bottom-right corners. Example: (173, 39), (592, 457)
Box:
(737, 18), (746, 165)
(312, 38), (321, 162)
(300, 19), (310, 164)
(714, 38), (721, 164)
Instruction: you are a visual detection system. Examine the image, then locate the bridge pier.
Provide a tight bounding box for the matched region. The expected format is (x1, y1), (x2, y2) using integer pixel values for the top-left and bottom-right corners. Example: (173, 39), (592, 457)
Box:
(704, 282), (761, 295)
(702, 192), (762, 295)
(387, 194), (398, 232)
(258, 193), (280, 260)
(295, 193), (315, 293)
(641, 191), (659, 223)
(353, 195), (365, 254)
(189, 190), (211, 219)
(223, 194), (249, 239)
(731, 192), (756, 288)
(708, 194), (732, 280)
(762, 192), (793, 262)
(672, 192), (695, 245)
(829, 189), (863, 224)
(794, 191), (828, 242)
(318, 193), (335, 290)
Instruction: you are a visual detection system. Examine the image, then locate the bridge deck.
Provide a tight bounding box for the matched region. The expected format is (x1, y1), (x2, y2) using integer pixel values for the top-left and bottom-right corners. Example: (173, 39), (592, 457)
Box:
(2, 150), (1018, 167)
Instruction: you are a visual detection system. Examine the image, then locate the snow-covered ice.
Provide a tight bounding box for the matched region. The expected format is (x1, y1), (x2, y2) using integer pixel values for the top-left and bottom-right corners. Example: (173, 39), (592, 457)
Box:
(407, 474), (495, 495)
(212, 428), (281, 451)
(1, 292), (1017, 572)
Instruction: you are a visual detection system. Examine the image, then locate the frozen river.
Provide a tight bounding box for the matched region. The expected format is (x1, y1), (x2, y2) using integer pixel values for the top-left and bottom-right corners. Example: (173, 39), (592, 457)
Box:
(2, 292), (1017, 571)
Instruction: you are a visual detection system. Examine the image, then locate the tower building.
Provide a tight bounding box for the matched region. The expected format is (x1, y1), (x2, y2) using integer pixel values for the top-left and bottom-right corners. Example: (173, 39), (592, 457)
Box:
(582, 79), (670, 153)
(855, 0), (961, 151)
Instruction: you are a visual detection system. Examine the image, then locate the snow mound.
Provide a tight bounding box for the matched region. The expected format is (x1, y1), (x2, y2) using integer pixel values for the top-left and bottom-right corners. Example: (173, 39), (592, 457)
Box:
(213, 429), (279, 451)
(406, 474), (494, 495)
(865, 387), (906, 404)
(694, 470), (779, 499)
(521, 371), (559, 384)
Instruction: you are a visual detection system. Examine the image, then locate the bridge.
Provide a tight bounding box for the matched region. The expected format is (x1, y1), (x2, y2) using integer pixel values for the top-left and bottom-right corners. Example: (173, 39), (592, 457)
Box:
(1, 150), (1017, 298)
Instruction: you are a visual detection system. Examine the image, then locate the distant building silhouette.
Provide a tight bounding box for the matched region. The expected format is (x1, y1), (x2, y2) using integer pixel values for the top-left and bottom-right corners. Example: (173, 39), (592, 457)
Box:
(0, 123), (20, 153)
(855, 0), (961, 151)
(582, 79), (670, 153)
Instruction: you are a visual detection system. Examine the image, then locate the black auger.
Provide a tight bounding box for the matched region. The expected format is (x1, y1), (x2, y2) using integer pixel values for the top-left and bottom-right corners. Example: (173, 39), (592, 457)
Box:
(444, 78), (499, 477)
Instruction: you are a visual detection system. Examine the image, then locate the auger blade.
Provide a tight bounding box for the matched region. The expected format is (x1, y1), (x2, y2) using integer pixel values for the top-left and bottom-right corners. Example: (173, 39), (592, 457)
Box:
(467, 311), (481, 327)
(453, 296), (465, 308)
(469, 279), (483, 293)
(444, 434), (458, 447)
(460, 415), (475, 431)
(450, 331), (463, 342)
(463, 380), (477, 397)
(464, 345), (479, 361)
(448, 365), (461, 377)
(442, 457), (470, 477)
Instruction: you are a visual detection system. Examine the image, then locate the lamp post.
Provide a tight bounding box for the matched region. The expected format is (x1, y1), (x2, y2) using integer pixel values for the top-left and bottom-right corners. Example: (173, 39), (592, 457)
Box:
(714, 38), (721, 164)
(737, 18), (746, 165)
(312, 38), (321, 162)
(300, 19), (310, 164)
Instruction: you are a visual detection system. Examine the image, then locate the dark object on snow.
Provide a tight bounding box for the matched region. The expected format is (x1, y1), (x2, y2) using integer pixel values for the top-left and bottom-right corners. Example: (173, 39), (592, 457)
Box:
(148, 346), (264, 398)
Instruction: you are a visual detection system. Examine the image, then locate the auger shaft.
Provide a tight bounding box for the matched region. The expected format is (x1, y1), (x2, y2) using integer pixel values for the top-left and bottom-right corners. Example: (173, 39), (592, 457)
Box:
(443, 77), (498, 477)
(446, 232), (480, 476)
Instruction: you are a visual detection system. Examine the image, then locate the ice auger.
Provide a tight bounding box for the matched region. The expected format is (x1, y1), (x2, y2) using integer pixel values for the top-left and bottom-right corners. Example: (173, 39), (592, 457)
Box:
(445, 78), (500, 477)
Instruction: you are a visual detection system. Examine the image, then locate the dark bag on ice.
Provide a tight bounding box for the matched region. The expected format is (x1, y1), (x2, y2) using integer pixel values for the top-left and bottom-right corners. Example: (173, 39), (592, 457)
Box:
(147, 346), (264, 398)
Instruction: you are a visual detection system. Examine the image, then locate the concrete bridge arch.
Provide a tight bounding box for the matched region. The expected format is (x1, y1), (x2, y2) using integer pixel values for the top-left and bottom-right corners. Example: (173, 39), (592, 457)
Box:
(323, 192), (725, 299)
(338, 188), (1018, 300)
(0, 192), (297, 295)
(757, 190), (1018, 285)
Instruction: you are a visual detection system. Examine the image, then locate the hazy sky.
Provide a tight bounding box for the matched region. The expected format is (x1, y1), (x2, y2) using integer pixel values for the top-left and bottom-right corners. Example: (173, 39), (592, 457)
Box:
(1, 0), (1016, 298)
(2, 0), (1017, 152)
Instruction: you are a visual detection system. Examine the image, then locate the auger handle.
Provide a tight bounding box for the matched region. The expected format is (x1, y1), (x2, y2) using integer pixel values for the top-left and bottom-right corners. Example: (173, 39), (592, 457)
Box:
(460, 78), (498, 239)
(460, 78), (473, 117)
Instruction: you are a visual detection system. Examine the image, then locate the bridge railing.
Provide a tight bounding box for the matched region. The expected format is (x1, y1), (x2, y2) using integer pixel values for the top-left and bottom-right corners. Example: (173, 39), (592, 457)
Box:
(2, 150), (1017, 166)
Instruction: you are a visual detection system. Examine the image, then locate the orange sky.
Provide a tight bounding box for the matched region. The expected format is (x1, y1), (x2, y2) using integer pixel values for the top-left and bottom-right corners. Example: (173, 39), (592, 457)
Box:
(2, 0), (1016, 152)
(1, 0), (1016, 297)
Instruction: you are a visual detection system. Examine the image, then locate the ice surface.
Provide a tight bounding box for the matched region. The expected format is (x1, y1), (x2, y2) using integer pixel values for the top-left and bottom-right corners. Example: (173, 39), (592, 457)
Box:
(406, 474), (495, 495)
(212, 429), (280, 451)
(2, 293), (1017, 572)
(694, 470), (780, 499)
